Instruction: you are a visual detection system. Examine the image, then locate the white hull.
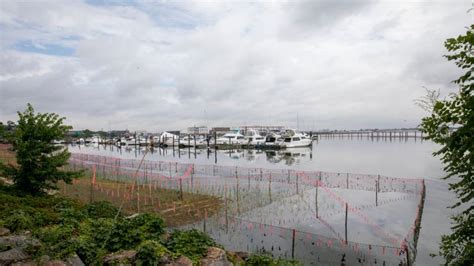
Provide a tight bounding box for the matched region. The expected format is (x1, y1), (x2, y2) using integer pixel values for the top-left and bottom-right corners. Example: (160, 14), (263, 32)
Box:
(280, 139), (312, 148)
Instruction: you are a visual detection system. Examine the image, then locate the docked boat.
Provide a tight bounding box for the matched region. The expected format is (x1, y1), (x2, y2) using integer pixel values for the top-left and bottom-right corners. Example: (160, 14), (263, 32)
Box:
(264, 132), (283, 146)
(244, 129), (265, 145)
(124, 137), (137, 146)
(159, 132), (179, 146)
(216, 132), (246, 145)
(179, 135), (205, 146)
(280, 129), (312, 148)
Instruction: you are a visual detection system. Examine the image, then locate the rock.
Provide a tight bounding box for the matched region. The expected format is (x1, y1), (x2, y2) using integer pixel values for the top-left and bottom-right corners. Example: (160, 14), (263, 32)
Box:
(200, 247), (232, 266)
(65, 253), (85, 266)
(234, 251), (249, 260)
(159, 255), (173, 265)
(174, 255), (193, 266)
(0, 227), (10, 237)
(44, 260), (67, 266)
(0, 247), (30, 265)
(226, 251), (244, 264)
(39, 255), (51, 264)
(0, 235), (40, 250)
(11, 260), (37, 266)
(103, 250), (137, 265)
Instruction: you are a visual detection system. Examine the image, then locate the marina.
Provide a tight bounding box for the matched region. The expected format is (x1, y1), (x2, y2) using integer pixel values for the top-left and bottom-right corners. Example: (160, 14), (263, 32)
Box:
(65, 128), (427, 151)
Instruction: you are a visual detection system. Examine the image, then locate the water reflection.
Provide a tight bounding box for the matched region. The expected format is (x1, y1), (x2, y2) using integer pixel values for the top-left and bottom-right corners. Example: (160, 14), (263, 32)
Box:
(69, 143), (316, 168)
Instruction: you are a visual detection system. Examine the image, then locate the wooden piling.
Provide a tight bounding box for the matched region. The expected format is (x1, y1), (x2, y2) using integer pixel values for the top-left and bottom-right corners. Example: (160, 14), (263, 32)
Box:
(291, 229), (296, 259)
(376, 176), (380, 206)
(203, 208), (207, 233)
(315, 182), (318, 218)
(346, 173), (349, 189)
(296, 174), (299, 194)
(345, 203), (348, 244)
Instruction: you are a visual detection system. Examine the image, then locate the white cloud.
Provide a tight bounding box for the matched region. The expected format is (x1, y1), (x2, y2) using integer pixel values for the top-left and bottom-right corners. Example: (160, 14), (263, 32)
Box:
(0, 0), (472, 131)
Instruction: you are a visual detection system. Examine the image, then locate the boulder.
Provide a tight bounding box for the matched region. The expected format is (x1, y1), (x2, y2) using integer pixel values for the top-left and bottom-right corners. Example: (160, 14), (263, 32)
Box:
(0, 247), (30, 265)
(103, 250), (137, 265)
(200, 247), (232, 266)
(0, 235), (40, 250)
(0, 227), (10, 237)
(11, 260), (37, 266)
(65, 253), (85, 266)
(44, 260), (67, 266)
(226, 251), (245, 264)
(174, 255), (193, 266)
(234, 251), (249, 261)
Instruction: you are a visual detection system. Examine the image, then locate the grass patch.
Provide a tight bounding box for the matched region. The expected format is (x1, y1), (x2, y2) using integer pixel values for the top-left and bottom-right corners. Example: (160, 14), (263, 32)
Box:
(59, 173), (222, 227)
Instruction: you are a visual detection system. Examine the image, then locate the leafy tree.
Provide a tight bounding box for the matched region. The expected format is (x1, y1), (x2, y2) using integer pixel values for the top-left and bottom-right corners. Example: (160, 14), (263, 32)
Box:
(0, 104), (81, 195)
(419, 25), (473, 265)
(0, 122), (4, 140)
(82, 129), (93, 138)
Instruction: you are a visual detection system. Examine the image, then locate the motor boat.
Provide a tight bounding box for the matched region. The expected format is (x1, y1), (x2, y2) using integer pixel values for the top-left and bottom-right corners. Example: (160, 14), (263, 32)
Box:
(280, 129), (312, 148)
(179, 135), (205, 146)
(159, 132), (179, 146)
(216, 132), (246, 145)
(264, 132), (283, 146)
(244, 129), (265, 145)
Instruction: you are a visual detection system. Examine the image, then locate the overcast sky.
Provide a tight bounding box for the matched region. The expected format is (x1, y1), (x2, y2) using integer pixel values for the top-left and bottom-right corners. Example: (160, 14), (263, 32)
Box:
(0, 0), (472, 131)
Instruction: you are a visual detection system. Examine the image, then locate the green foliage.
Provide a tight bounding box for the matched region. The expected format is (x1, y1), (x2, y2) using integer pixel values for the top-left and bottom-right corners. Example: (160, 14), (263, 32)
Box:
(3, 210), (34, 232)
(419, 25), (474, 265)
(130, 213), (166, 240)
(83, 201), (121, 219)
(35, 224), (77, 259)
(165, 229), (217, 261)
(0, 104), (82, 194)
(0, 187), (302, 265)
(245, 254), (302, 266)
(245, 254), (275, 266)
(76, 218), (114, 264)
(75, 234), (107, 265)
(136, 240), (171, 265)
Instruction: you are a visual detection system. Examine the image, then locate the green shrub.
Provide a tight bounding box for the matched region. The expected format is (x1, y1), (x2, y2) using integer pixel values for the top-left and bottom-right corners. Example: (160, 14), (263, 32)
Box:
(78, 218), (115, 247)
(35, 224), (77, 259)
(136, 240), (171, 265)
(4, 210), (34, 232)
(130, 213), (165, 240)
(107, 218), (143, 252)
(165, 229), (216, 262)
(75, 234), (107, 265)
(83, 201), (121, 219)
(245, 254), (275, 266)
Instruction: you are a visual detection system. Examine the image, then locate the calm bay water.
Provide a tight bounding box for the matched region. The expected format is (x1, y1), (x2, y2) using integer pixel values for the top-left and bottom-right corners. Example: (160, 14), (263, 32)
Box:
(68, 138), (454, 265)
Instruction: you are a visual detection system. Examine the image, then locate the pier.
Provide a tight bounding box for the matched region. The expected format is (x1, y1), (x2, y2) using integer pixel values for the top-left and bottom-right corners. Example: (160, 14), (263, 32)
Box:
(312, 129), (424, 140)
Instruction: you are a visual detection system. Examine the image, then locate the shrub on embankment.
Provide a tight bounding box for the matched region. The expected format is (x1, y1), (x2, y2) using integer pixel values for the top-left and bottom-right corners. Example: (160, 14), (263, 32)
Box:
(0, 185), (300, 265)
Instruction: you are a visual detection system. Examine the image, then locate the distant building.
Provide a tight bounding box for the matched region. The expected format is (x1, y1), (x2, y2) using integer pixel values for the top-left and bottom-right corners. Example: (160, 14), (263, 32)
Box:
(240, 125), (286, 133)
(187, 126), (209, 135)
(210, 127), (231, 136)
(166, 130), (181, 136)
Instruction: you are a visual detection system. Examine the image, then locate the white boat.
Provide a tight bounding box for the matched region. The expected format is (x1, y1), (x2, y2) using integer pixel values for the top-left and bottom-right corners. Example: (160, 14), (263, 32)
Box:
(280, 129), (312, 148)
(160, 132), (179, 146)
(244, 129), (265, 145)
(216, 132), (246, 145)
(125, 137), (137, 146)
(181, 135), (206, 146)
(90, 136), (101, 144)
(264, 132), (283, 146)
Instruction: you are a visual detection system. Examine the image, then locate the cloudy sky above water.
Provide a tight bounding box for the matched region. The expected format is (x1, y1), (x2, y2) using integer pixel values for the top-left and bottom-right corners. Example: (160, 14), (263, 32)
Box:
(0, 0), (472, 131)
